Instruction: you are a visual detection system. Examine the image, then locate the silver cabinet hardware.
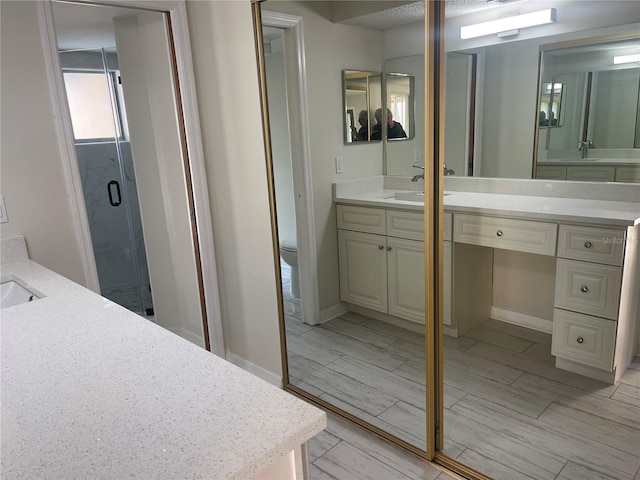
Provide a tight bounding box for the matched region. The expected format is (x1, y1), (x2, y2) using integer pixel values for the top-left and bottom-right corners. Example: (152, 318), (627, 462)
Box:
(584, 241), (592, 249)
(580, 285), (589, 293)
(496, 230), (503, 237)
(577, 337), (584, 344)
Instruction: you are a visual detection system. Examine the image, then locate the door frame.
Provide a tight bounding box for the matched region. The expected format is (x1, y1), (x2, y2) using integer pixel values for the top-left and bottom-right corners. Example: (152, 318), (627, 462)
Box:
(36, 0), (225, 356)
(261, 10), (321, 326)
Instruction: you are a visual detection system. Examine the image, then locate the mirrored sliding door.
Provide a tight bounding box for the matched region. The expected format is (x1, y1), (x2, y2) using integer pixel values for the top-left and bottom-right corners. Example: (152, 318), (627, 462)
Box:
(252, 0), (442, 460)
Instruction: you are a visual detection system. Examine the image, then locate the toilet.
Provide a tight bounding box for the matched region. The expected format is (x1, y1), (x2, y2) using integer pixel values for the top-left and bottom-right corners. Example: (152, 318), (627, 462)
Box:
(279, 242), (300, 298)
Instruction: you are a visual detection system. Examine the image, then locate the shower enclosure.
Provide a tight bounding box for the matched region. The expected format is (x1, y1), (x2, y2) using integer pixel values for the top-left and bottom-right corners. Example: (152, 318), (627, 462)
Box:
(61, 48), (153, 316)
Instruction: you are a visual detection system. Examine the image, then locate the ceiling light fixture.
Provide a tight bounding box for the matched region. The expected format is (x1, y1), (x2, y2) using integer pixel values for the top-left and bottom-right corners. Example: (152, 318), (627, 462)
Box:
(613, 54), (640, 64)
(460, 8), (557, 40)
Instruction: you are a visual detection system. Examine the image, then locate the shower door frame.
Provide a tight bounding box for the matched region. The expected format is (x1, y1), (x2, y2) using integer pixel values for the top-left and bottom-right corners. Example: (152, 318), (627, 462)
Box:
(36, 0), (225, 356)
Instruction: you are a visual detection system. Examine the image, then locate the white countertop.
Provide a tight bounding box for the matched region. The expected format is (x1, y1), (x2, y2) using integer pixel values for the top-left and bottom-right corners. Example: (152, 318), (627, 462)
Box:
(334, 188), (640, 227)
(538, 158), (640, 166)
(1, 259), (325, 480)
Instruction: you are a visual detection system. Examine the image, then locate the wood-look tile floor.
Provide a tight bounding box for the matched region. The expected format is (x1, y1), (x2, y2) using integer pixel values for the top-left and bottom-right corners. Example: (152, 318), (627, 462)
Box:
(308, 411), (460, 480)
(284, 295), (640, 480)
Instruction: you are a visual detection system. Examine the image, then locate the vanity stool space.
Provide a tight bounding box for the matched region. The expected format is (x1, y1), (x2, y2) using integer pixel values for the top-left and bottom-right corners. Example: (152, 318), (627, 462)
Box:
(335, 197), (640, 384)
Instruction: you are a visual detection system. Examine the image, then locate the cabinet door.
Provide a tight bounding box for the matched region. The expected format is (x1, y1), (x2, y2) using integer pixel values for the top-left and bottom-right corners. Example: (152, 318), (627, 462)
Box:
(387, 237), (425, 323)
(566, 166), (615, 182)
(338, 230), (387, 313)
(536, 165), (567, 180)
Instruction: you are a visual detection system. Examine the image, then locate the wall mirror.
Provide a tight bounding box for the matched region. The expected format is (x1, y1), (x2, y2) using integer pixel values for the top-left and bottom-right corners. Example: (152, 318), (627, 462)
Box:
(343, 70), (381, 143)
(444, 1), (640, 181)
(385, 73), (415, 141)
(385, 56), (425, 176)
(43, 0), (222, 353)
(535, 36), (640, 181)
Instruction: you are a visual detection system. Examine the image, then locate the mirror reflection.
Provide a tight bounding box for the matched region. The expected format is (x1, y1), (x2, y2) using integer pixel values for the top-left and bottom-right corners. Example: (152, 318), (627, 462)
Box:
(384, 73), (414, 140)
(258, 0), (640, 473)
(343, 70), (381, 143)
(536, 37), (640, 181)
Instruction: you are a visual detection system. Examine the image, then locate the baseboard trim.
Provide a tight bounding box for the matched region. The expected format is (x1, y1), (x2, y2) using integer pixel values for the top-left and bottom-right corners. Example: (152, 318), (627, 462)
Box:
(490, 307), (552, 334)
(319, 302), (349, 324)
(167, 327), (205, 348)
(349, 304), (425, 334)
(226, 352), (283, 388)
(556, 357), (615, 384)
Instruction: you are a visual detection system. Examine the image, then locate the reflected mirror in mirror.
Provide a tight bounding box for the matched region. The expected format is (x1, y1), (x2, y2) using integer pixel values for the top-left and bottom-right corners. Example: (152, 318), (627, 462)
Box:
(385, 73), (415, 140)
(536, 36), (640, 181)
(385, 55), (425, 177)
(539, 82), (564, 128)
(343, 70), (382, 143)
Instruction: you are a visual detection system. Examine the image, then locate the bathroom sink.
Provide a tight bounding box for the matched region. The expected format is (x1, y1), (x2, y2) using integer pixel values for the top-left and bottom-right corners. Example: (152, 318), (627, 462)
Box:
(392, 192), (425, 202)
(390, 192), (451, 203)
(1, 280), (40, 309)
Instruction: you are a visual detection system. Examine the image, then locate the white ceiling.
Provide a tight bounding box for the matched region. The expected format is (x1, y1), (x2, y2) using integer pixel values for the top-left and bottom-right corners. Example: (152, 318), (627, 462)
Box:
(336, 0), (528, 29)
(53, 1), (147, 50)
(53, 0), (528, 50)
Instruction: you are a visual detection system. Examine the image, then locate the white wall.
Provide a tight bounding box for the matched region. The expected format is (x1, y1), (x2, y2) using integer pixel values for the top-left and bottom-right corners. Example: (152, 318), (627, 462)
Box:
(259, 2), (385, 312)
(186, 0), (283, 376)
(265, 38), (297, 247)
(0, 0), (86, 285)
(114, 12), (204, 345)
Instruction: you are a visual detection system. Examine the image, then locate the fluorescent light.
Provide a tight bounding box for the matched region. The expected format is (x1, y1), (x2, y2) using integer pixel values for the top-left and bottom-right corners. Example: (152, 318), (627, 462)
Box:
(614, 54), (640, 64)
(460, 9), (557, 40)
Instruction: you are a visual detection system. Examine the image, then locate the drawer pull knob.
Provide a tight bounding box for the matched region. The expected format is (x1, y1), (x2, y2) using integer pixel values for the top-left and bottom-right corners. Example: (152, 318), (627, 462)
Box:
(387, 246), (392, 251)
(584, 241), (592, 249)
(496, 230), (503, 237)
(580, 285), (589, 293)
(577, 337), (584, 344)
(378, 245), (384, 250)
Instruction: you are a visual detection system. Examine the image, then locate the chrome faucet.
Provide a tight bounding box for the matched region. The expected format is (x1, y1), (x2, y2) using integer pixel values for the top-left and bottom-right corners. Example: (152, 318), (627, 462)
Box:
(412, 164), (424, 182)
(578, 140), (593, 159)
(411, 164), (455, 181)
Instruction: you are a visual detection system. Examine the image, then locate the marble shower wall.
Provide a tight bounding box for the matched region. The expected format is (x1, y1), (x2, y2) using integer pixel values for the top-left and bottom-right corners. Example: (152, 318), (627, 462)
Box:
(75, 141), (152, 311)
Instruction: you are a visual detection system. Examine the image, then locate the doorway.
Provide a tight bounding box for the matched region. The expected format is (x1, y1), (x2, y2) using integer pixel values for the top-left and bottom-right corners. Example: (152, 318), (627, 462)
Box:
(61, 48), (154, 317)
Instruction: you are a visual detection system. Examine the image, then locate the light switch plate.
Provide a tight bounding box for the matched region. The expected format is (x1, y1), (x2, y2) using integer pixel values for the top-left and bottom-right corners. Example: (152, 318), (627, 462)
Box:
(0, 195), (7, 223)
(335, 156), (344, 174)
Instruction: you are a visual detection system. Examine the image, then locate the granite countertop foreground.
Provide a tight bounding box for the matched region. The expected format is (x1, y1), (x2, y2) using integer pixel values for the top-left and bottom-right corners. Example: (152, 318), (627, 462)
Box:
(1, 259), (325, 479)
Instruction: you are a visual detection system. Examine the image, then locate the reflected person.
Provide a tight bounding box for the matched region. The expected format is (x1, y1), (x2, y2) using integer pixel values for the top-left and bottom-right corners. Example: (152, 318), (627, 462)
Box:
(371, 108), (407, 140)
(356, 110), (369, 141)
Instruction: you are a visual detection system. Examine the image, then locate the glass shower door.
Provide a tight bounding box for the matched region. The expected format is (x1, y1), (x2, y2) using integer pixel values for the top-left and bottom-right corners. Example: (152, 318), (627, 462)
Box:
(63, 49), (153, 316)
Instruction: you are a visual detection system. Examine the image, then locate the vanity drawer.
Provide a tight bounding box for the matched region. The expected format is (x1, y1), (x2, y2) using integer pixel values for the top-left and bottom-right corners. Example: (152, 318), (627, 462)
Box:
(558, 225), (625, 266)
(566, 166), (615, 182)
(453, 214), (557, 256)
(552, 309), (616, 371)
(337, 205), (386, 235)
(555, 259), (622, 320)
(615, 166), (640, 183)
(387, 210), (423, 241)
(536, 165), (567, 180)
(443, 212), (452, 241)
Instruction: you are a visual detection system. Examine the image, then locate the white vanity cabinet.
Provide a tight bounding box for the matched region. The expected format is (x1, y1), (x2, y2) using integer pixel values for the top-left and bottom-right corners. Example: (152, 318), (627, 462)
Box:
(536, 163), (640, 183)
(337, 205), (425, 324)
(551, 225), (635, 382)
